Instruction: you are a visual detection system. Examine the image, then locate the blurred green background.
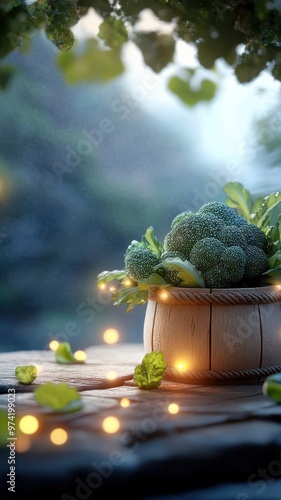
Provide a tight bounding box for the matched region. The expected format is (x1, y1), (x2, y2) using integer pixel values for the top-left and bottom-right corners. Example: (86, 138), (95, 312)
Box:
(1, 0), (281, 352)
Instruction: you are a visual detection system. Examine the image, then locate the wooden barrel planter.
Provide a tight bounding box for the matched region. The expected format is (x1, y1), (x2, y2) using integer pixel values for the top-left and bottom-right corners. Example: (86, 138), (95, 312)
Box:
(143, 286), (281, 384)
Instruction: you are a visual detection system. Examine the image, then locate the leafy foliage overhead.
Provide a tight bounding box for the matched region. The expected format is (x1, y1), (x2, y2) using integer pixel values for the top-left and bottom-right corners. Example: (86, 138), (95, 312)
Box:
(1, 0), (281, 95)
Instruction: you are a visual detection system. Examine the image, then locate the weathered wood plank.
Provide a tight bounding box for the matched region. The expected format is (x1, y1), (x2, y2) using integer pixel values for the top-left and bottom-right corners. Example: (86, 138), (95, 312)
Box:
(0, 343), (144, 392)
(211, 304), (261, 370)
(259, 301), (281, 367)
(149, 302), (211, 370)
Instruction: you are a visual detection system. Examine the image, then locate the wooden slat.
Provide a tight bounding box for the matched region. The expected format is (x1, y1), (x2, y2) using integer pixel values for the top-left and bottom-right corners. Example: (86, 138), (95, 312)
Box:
(259, 301), (281, 367)
(151, 302), (211, 370)
(211, 304), (261, 370)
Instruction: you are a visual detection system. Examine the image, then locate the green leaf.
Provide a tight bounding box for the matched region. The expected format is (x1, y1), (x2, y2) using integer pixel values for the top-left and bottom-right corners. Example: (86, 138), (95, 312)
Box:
(255, 268), (281, 286)
(110, 273), (169, 312)
(134, 352), (167, 389)
(168, 72), (216, 106)
(223, 182), (253, 221)
(250, 192), (281, 230)
(55, 341), (84, 364)
(112, 286), (148, 312)
(15, 365), (37, 384)
(137, 273), (168, 290)
(0, 65), (16, 90)
(141, 226), (164, 257)
(97, 270), (128, 287)
(154, 258), (206, 287)
(268, 250), (281, 269)
(57, 39), (125, 84)
(134, 32), (175, 73)
(98, 16), (128, 50)
(263, 373), (281, 403)
(34, 382), (83, 412)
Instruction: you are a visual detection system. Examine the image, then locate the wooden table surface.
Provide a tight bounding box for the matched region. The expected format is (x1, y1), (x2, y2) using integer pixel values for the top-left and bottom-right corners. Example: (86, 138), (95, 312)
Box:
(1, 343), (281, 499)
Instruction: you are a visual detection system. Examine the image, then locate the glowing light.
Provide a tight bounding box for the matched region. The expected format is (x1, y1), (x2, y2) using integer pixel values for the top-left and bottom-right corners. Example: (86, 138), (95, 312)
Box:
(34, 364), (43, 375)
(99, 283), (106, 290)
(120, 398), (130, 408)
(109, 286), (116, 292)
(123, 279), (133, 287)
(168, 403), (180, 415)
(103, 328), (119, 344)
(102, 416), (120, 434)
(74, 350), (87, 362)
(107, 371), (117, 380)
(275, 284), (281, 290)
(159, 291), (169, 300)
(19, 415), (39, 435)
(16, 435), (31, 453)
(175, 360), (188, 371)
(50, 428), (68, 446)
(49, 340), (59, 351)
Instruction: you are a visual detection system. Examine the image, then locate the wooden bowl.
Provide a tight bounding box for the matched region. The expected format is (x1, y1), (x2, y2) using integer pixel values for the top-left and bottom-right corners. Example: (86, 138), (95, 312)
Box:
(143, 286), (281, 382)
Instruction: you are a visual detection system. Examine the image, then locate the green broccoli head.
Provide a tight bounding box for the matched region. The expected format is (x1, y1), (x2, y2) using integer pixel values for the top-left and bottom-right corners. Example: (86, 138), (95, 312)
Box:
(124, 244), (160, 282)
(163, 202), (269, 288)
(163, 213), (224, 259)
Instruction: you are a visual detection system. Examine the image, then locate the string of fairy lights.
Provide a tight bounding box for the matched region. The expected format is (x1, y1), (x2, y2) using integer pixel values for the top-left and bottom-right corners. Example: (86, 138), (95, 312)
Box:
(15, 401), (180, 452)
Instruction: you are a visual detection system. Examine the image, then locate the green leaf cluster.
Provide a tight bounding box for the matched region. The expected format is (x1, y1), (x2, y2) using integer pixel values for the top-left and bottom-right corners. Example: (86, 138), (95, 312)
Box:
(224, 182), (281, 285)
(57, 39), (125, 83)
(133, 351), (167, 389)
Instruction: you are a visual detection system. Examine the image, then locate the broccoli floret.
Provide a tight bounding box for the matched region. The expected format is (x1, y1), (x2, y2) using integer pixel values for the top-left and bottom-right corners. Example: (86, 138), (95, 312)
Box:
(198, 201), (243, 225)
(171, 211), (193, 229)
(160, 251), (185, 285)
(190, 238), (246, 287)
(189, 237), (225, 272)
(240, 223), (268, 251)
(243, 245), (269, 281)
(124, 244), (159, 282)
(218, 225), (247, 248)
(204, 246), (246, 288)
(164, 213), (224, 259)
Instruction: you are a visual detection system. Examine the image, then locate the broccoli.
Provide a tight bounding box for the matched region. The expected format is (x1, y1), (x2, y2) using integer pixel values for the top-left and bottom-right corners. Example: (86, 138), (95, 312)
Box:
(163, 213), (224, 259)
(204, 246), (247, 288)
(197, 201), (247, 226)
(189, 237), (226, 273)
(218, 225), (247, 248)
(165, 202), (269, 288)
(240, 223), (268, 250)
(124, 243), (160, 282)
(243, 245), (269, 281)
